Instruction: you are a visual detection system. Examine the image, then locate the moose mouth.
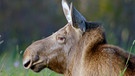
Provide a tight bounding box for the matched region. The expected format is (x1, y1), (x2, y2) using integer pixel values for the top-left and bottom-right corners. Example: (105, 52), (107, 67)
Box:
(23, 57), (47, 73)
(30, 63), (46, 72)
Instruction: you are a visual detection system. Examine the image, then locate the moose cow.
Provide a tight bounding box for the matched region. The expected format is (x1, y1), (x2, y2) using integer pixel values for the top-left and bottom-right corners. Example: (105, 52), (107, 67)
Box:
(23, 0), (135, 76)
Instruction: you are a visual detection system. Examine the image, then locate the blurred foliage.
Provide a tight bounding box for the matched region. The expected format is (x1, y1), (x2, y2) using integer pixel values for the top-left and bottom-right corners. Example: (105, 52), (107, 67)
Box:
(0, 0), (135, 75)
(0, 51), (62, 76)
(0, 0), (135, 55)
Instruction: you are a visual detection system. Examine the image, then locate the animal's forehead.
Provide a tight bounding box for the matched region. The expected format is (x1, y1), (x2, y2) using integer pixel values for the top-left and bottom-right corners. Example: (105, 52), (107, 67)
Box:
(55, 23), (71, 34)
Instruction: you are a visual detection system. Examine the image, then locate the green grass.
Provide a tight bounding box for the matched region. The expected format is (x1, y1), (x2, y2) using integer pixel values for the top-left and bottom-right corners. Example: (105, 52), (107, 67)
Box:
(0, 51), (62, 76)
(119, 40), (135, 76)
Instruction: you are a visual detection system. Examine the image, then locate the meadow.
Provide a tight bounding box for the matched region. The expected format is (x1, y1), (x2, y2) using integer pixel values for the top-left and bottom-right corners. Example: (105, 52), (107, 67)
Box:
(0, 46), (62, 76)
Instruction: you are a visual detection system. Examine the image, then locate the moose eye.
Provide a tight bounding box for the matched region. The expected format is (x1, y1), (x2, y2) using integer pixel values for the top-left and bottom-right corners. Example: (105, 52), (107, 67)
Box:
(57, 36), (66, 44)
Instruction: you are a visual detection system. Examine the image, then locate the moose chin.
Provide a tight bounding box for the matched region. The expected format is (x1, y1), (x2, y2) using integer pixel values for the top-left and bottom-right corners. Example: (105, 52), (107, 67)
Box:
(23, 0), (135, 76)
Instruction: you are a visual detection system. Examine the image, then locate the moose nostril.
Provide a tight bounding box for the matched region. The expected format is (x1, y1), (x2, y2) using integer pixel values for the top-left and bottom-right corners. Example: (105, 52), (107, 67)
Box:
(24, 60), (30, 67)
(23, 59), (32, 69)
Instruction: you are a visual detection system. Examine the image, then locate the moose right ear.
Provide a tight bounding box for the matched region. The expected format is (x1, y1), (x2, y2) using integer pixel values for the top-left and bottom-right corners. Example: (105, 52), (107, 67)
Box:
(70, 3), (86, 32)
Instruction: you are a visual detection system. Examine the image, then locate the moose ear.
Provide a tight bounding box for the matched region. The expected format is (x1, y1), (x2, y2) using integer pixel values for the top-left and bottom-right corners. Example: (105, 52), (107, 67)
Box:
(62, 0), (72, 23)
(62, 0), (86, 32)
(70, 3), (86, 32)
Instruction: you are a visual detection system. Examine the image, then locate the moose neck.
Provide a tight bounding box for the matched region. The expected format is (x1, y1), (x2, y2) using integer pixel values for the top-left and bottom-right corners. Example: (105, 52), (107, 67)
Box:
(81, 25), (107, 60)
(82, 22), (106, 51)
(65, 24), (107, 75)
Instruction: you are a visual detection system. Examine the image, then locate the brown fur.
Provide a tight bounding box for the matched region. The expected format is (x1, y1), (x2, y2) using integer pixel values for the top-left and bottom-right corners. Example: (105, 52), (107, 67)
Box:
(23, 1), (135, 75)
(65, 25), (135, 76)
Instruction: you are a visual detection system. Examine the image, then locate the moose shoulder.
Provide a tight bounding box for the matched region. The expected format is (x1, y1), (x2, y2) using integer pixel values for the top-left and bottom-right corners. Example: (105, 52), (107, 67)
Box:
(23, 0), (135, 76)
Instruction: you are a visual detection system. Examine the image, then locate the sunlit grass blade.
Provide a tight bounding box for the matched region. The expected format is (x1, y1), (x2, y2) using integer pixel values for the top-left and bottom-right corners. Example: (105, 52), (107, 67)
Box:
(119, 40), (135, 76)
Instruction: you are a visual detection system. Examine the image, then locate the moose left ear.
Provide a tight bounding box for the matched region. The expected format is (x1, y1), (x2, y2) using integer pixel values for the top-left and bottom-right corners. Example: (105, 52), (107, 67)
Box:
(62, 0), (72, 23)
(70, 3), (86, 32)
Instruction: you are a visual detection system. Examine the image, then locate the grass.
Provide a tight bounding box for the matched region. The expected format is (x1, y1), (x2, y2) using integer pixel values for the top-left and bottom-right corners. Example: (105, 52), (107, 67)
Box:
(0, 45), (62, 76)
(0, 52), (62, 76)
(119, 40), (135, 76)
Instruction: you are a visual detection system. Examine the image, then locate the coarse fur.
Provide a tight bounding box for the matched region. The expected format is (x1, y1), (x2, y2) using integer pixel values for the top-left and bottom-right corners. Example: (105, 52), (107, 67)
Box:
(23, 0), (135, 76)
(66, 24), (135, 76)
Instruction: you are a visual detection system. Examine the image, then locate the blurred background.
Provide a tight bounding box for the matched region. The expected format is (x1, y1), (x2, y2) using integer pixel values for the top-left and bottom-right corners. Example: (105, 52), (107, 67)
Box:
(0, 0), (135, 75)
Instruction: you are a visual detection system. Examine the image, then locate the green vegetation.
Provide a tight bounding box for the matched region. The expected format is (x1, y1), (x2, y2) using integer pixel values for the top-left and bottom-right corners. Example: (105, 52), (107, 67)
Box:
(119, 40), (135, 76)
(0, 52), (62, 76)
(0, 44), (62, 76)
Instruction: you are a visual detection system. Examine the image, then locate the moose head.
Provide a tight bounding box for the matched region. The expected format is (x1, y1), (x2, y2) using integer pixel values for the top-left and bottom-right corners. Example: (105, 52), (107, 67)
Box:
(23, 0), (103, 74)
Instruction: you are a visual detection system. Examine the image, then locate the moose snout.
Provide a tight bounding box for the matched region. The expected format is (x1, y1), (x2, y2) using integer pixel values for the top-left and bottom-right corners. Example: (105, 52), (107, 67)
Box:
(23, 55), (39, 69)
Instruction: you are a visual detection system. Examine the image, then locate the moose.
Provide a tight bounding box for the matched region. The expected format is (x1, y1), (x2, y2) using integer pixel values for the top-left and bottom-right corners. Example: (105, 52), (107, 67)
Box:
(23, 0), (135, 76)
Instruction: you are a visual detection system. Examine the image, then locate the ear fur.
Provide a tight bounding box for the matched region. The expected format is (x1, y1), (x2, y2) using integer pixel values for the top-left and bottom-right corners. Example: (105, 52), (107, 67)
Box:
(62, 0), (87, 32)
(70, 3), (86, 32)
(62, 0), (72, 23)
